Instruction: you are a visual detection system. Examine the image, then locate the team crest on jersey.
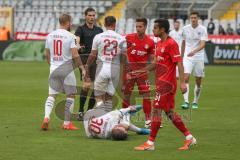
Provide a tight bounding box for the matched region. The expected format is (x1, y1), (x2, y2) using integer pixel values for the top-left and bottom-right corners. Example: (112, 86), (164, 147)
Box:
(198, 32), (201, 35)
(157, 55), (164, 61)
(144, 44), (149, 49)
(161, 48), (165, 53)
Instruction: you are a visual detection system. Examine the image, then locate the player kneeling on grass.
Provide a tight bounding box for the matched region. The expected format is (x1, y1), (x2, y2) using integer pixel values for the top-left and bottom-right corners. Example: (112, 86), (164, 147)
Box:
(83, 105), (150, 140)
(41, 14), (86, 131)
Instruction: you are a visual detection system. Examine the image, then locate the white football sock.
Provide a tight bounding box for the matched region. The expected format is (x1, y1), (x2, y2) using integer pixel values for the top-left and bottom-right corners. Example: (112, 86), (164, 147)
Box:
(147, 140), (154, 145)
(193, 85), (201, 104)
(183, 83), (189, 103)
(104, 99), (113, 112)
(64, 98), (74, 125)
(44, 96), (55, 119)
(186, 134), (193, 140)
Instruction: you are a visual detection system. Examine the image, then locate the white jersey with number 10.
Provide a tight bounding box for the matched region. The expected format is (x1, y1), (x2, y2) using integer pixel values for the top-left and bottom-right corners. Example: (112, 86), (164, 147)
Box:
(45, 29), (77, 69)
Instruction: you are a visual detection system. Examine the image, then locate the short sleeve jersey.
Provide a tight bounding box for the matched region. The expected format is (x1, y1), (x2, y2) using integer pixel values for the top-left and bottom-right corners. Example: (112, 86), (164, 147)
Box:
(84, 110), (122, 139)
(169, 29), (183, 51)
(91, 30), (126, 64)
(182, 24), (208, 61)
(126, 33), (155, 70)
(45, 29), (77, 69)
(75, 24), (103, 55)
(155, 37), (182, 95)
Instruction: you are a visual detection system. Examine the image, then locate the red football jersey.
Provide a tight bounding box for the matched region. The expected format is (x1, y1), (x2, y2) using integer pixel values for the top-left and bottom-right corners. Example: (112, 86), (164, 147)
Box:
(155, 36), (182, 95)
(126, 33), (155, 70)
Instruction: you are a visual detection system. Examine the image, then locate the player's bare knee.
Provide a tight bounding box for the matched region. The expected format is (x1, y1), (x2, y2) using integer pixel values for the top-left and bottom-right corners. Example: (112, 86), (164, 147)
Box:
(67, 94), (75, 99)
(105, 93), (113, 100)
(165, 110), (174, 120)
(195, 77), (202, 87)
(142, 92), (150, 99)
(184, 75), (190, 83)
(153, 108), (162, 117)
(49, 94), (57, 99)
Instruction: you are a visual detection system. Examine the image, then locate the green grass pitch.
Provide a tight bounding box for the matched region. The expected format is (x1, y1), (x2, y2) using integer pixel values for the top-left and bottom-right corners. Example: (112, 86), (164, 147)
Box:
(0, 61), (240, 160)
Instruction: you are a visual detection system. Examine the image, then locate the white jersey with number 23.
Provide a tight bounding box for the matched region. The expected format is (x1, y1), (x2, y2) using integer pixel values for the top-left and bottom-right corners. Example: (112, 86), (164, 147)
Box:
(92, 29), (126, 64)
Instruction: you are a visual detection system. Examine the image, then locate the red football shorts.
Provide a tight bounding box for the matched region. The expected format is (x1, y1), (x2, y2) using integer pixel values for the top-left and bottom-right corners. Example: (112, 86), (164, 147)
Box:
(153, 92), (175, 112)
(122, 73), (150, 95)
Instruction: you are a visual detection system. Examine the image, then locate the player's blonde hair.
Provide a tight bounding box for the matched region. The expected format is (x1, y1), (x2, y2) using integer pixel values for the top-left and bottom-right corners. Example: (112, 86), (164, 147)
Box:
(59, 13), (72, 25)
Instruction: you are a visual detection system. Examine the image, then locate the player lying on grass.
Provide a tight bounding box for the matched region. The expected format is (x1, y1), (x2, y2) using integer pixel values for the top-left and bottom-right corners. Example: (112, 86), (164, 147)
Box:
(83, 105), (150, 140)
(41, 14), (86, 131)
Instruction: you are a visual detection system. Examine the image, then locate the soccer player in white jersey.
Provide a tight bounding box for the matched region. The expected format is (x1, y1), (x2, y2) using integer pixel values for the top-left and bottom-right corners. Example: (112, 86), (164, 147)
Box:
(85, 16), (126, 111)
(84, 105), (150, 140)
(181, 11), (208, 109)
(41, 14), (86, 130)
(169, 20), (183, 78)
(169, 20), (183, 50)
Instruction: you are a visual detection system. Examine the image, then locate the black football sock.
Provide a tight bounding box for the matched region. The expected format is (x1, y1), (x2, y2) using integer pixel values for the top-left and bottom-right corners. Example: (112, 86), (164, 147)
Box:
(87, 91), (96, 110)
(79, 90), (88, 113)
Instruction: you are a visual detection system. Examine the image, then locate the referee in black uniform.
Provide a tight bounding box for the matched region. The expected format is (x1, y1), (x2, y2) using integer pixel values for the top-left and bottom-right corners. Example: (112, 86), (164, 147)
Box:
(75, 7), (103, 120)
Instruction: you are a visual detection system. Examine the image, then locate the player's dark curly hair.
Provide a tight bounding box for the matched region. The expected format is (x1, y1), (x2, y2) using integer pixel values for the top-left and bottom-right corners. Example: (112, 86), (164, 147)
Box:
(154, 18), (170, 33)
(112, 128), (128, 141)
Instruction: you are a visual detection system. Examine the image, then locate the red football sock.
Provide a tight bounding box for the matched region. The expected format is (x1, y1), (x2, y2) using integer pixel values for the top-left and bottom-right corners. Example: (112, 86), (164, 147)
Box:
(149, 110), (162, 142)
(122, 99), (130, 108)
(171, 112), (190, 136)
(143, 98), (151, 120)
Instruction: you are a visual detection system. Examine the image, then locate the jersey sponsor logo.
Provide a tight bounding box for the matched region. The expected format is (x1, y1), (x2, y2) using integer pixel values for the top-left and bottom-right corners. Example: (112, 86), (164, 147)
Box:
(130, 49), (147, 56)
(144, 44), (149, 50)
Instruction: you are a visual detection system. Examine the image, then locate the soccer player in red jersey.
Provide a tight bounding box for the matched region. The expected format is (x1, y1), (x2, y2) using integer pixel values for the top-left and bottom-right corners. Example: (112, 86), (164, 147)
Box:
(122, 18), (155, 128)
(134, 19), (197, 151)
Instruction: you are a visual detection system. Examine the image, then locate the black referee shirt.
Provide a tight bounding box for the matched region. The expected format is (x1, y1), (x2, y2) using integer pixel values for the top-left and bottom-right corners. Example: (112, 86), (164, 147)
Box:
(75, 23), (103, 56)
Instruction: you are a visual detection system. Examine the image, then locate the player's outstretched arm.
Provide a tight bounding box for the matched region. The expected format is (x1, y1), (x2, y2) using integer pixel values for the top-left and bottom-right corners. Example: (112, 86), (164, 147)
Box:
(128, 124), (150, 135)
(187, 40), (206, 57)
(119, 105), (142, 115)
(131, 55), (156, 77)
(45, 48), (50, 65)
(71, 48), (86, 78)
(177, 61), (187, 94)
(120, 52), (129, 70)
(145, 54), (156, 71)
(76, 36), (85, 52)
(181, 40), (185, 57)
(85, 50), (97, 75)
